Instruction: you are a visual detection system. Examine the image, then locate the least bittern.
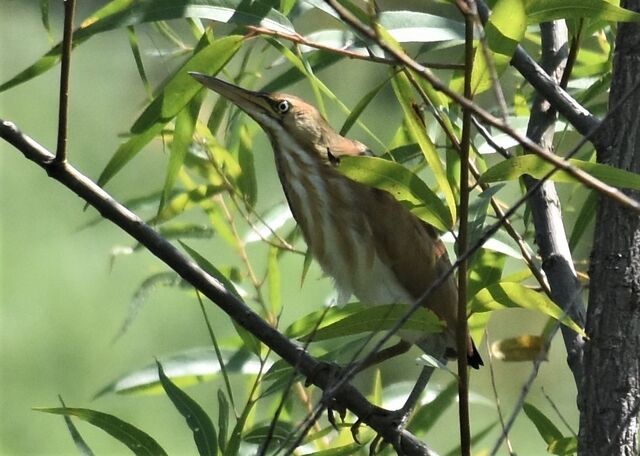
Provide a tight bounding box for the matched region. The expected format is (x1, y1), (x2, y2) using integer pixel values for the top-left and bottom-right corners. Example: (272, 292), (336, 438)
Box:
(191, 73), (482, 428)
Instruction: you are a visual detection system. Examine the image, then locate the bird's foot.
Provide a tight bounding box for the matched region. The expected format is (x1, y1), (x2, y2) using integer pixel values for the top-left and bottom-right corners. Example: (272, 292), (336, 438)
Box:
(351, 406), (410, 454)
(305, 361), (348, 429)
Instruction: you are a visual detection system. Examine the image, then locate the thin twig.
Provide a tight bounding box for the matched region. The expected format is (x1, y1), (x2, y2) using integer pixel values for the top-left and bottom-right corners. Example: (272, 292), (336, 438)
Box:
(56, 0), (75, 162)
(485, 331), (515, 455)
(456, 3), (474, 454)
(245, 25), (464, 70)
(324, 0), (640, 215)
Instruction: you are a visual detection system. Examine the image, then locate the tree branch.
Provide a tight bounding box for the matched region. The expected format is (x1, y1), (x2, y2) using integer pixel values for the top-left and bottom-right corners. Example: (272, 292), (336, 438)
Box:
(0, 119), (439, 456)
(475, 0), (600, 139)
(324, 0), (640, 215)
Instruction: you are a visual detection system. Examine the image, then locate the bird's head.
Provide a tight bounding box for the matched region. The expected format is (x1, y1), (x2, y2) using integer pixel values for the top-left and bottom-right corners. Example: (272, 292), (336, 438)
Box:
(190, 73), (370, 164)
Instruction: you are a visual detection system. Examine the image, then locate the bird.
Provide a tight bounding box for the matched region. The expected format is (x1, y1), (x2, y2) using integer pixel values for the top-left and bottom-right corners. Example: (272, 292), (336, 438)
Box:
(190, 73), (482, 415)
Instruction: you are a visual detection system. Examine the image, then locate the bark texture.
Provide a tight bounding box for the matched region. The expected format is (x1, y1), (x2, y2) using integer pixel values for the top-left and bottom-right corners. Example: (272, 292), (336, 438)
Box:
(524, 21), (585, 389)
(578, 2), (640, 453)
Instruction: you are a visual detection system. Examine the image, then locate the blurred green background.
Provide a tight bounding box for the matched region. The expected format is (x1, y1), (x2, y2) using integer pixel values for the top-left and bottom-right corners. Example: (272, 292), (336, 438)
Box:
(1, 1), (581, 454)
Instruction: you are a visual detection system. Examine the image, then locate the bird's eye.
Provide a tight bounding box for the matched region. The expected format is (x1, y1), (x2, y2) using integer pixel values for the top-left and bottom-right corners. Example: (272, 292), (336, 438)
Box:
(276, 100), (290, 114)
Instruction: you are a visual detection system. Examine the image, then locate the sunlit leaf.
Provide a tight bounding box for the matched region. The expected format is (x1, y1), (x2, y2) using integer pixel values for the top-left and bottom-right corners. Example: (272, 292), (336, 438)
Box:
(469, 282), (585, 336)
(392, 72), (457, 225)
(217, 390), (229, 453)
(491, 335), (545, 361)
(242, 421), (293, 446)
(299, 303), (444, 342)
(548, 436), (578, 455)
(408, 381), (457, 435)
(157, 361), (217, 456)
(338, 156), (451, 231)
(95, 347), (257, 397)
(159, 90), (204, 214)
(97, 35), (243, 187)
(526, 0), (640, 23)
(523, 402), (564, 445)
(35, 407), (168, 456)
(480, 155), (640, 190)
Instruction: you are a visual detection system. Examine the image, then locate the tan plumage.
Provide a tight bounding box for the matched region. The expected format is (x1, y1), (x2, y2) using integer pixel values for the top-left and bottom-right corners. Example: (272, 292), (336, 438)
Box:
(191, 73), (482, 368)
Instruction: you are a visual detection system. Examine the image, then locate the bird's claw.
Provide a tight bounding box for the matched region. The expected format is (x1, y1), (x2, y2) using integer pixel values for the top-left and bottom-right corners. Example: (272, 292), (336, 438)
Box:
(305, 361), (347, 430)
(350, 406), (410, 455)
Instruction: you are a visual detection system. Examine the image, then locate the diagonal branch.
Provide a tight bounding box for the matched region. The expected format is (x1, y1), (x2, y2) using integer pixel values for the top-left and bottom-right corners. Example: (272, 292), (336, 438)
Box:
(0, 119), (439, 456)
(324, 0), (640, 215)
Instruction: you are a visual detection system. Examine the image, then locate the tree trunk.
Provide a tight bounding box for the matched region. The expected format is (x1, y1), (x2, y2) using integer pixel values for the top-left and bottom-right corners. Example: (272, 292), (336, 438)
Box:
(578, 2), (640, 453)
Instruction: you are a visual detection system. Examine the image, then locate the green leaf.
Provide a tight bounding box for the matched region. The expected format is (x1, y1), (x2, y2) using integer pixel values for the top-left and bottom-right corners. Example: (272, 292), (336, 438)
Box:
(339, 77), (389, 136)
(217, 390), (229, 454)
(468, 249), (506, 298)
(392, 72), (456, 225)
(472, 0), (526, 94)
(523, 402), (564, 445)
(491, 335), (545, 361)
(408, 381), (457, 434)
(470, 282), (586, 336)
(97, 35), (243, 187)
(526, 0), (640, 23)
(1, 0), (289, 93)
(298, 303), (444, 342)
(378, 11), (464, 43)
(242, 421), (293, 446)
(267, 246), (281, 314)
(236, 124), (258, 208)
(34, 407), (168, 456)
(480, 155), (640, 190)
(157, 361), (217, 456)
(95, 347), (256, 397)
(159, 90), (204, 214)
(151, 184), (225, 224)
(301, 443), (362, 455)
(338, 156), (451, 231)
(57, 396), (95, 456)
(180, 241), (242, 299)
(548, 436), (578, 455)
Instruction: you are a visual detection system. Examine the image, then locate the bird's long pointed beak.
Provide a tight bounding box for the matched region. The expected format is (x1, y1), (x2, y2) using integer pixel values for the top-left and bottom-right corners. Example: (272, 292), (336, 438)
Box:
(189, 72), (271, 120)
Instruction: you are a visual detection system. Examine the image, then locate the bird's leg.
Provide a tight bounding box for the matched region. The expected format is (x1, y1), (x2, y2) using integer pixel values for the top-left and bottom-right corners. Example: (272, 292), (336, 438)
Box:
(350, 336), (447, 452)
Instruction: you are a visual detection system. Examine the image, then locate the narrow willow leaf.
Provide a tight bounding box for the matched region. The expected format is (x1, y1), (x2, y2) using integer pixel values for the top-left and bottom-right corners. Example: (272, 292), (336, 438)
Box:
(285, 302), (367, 339)
(469, 282), (586, 336)
(35, 407), (168, 456)
(523, 402), (564, 445)
(113, 271), (183, 341)
(127, 26), (152, 99)
(267, 246), (282, 314)
(526, 0), (640, 23)
(491, 335), (545, 361)
(236, 124), (258, 208)
(39, 0), (53, 42)
(467, 185), (505, 252)
(95, 347), (256, 397)
(260, 50), (343, 93)
(217, 390), (229, 454)
(338, 156), (451, 231)
(157, 361), (217, 456)
(180, 241), (242, 299)
(408, 381), (457, 435)
(392, 72), (456, 225)
(300, 248), (314, 287)
(548, 436), (578, 455)
(339, 77), (389, 136)
(242, 421), (293, 446)
(468, 249), (506, 299)
(480, 155), (640, 190)
(97, 35), (243, 187)
(2, 0), (289, 92)
(151, 184), (225, 224)
(159, 91), (204, 215)
(301, 304), (444, 342)
(472, 0), (525, 94)
(445, 422), (497, 456)
(378, 11), (464, 43)
(57, 397), (95, 456)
